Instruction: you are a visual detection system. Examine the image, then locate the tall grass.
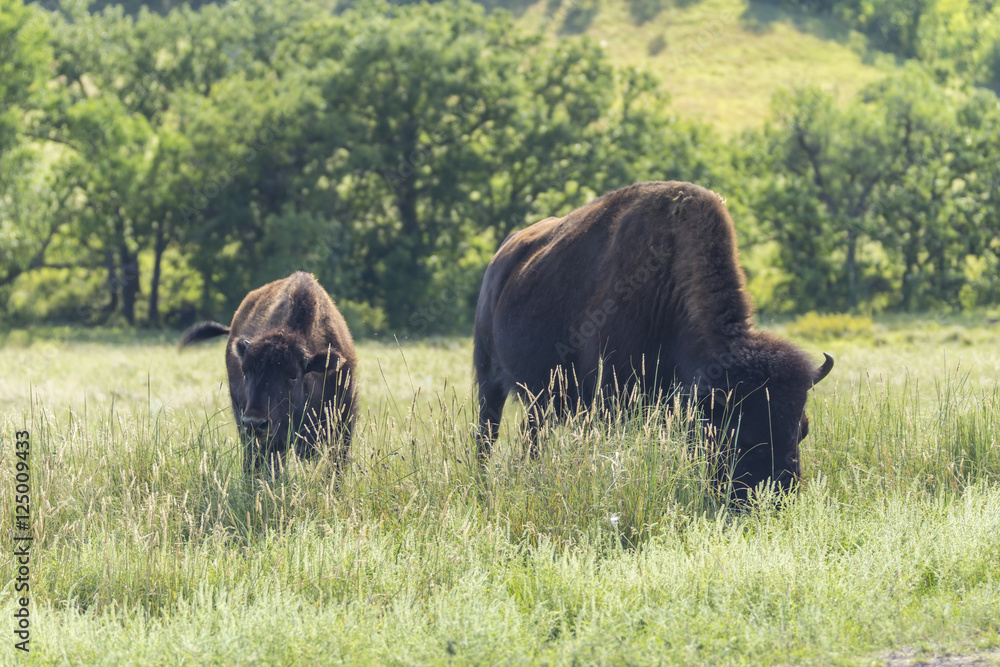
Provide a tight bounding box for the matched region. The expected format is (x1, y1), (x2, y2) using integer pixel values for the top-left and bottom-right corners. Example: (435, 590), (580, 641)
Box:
(1, 324), (999, 664)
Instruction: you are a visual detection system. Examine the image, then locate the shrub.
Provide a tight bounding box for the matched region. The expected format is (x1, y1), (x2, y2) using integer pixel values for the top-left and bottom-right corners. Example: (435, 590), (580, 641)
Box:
(337, 300), (388, 339)
(785, 311), (875, 340)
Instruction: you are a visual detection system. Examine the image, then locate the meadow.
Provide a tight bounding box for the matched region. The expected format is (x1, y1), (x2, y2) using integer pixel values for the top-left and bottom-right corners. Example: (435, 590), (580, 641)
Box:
(514, 0), (896, 134)
(1, 315), (1000, 665)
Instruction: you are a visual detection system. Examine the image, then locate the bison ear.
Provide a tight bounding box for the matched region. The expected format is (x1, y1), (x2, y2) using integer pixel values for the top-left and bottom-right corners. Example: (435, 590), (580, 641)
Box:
(813, 353), (834, 386)
(305, 350), (340, 375)
(236, 339), (251, 359)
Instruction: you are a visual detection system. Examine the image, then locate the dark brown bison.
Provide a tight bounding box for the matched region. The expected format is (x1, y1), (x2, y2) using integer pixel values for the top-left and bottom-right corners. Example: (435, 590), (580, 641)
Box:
(473, 181), (833, 502)
(180, 271), (357, 474)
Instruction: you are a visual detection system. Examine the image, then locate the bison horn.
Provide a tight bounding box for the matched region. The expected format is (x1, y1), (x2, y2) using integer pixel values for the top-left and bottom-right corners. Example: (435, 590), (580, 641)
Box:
(813, 352), (834, 385)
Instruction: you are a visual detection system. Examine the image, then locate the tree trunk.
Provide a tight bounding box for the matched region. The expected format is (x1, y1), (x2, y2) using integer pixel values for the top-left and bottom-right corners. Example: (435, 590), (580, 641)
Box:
(901, 220), (921, 312)
(901, 261), (914, 311)
(201, 270), (213, 317)
(102, 249), (119, 323)
(846, 227), (858, 309)
(148, 222), (167, 328)
(109, 215), (139, 326)
(120, 242), (139, 326)
(934, 245), (948, 303)
(388, 184), (425, 327)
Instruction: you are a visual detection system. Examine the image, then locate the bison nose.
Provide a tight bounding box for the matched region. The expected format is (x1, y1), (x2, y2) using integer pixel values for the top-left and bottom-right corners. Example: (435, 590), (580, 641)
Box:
(242, 414), (268, 433)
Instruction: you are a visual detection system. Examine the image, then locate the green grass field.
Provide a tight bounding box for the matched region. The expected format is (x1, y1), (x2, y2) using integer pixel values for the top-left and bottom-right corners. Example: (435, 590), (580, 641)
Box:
(515, 0), (897, 134)
(2, 317), (1000, 665)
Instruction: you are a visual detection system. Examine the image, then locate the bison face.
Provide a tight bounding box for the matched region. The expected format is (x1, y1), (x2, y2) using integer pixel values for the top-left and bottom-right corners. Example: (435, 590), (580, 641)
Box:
(235, 335), (336, 446)
(707, 352), (833, 504)
(714, 388), (806, 503)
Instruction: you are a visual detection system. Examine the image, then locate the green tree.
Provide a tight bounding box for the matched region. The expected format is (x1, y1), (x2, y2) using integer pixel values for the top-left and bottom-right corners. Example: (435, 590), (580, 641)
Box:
(2, 0), (733, 331)
(950, 88), (1000, 307)
(270, 0), (677, 330)
(171, 73), (303, 318)
(749, 87), (897, 310)
(26, 0), (301, 325)
(916, 0), (1000, 91)
(0, 0), (45, 152)
(748, 68), (998, 313)
(0, 0), (54, 295)
(864, 70), (965, 310)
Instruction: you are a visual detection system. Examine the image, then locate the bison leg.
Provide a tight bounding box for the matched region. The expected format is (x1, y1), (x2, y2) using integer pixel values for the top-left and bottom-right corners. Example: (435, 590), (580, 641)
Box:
(332, 412), (354, 477)
(522, 403), (545, 460)
(476, 382), (506, 462)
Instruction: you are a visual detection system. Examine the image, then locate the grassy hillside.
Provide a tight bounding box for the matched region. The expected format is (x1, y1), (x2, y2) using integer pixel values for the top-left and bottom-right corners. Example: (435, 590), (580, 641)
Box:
(515, 0), (899, 133)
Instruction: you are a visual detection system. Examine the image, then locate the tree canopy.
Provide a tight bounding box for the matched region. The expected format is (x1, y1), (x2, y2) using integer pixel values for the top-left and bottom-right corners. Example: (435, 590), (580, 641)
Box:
(2, 0), (999, 331)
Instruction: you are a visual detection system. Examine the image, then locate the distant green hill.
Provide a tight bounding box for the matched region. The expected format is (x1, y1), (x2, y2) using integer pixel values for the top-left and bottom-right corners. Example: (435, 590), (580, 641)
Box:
(512, 0), (900, 133)
(76, 0), (911, 133)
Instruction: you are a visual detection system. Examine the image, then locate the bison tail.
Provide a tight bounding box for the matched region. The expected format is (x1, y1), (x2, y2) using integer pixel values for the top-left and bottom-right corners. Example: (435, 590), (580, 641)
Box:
(179, 321), (231, 348)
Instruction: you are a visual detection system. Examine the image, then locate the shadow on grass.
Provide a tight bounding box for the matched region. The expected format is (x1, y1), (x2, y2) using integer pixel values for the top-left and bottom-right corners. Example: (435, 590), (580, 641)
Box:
(628, 0), (700, 25)
(554, 0), (600, 35)
(739, 0), (855, 43)
(476, 0), (539, 15)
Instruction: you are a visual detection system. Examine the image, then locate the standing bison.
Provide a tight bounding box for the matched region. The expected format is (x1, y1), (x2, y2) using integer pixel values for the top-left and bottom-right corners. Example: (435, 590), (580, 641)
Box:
(180, 271), (357, 474)
(473, 181), (833, 501)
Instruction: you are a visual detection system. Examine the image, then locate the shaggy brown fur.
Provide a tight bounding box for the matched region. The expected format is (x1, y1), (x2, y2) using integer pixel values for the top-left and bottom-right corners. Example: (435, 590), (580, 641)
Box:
(474, 181), (833, 501)
(181, 272), (357, 474)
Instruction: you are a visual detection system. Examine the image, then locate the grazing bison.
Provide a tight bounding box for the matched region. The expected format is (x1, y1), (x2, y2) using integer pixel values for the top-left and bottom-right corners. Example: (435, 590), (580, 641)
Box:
(180, 271), (357, 474)
(473, 181), (833, 501)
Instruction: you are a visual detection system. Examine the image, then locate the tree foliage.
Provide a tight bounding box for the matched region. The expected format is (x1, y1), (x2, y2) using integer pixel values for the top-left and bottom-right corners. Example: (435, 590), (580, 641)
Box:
(0, 0), (53, 297)
(743, 66), (1000, 313)
(780, 0), (1000, 93)
(3, 0), (720, 330)
(2, 0), (1000, 330)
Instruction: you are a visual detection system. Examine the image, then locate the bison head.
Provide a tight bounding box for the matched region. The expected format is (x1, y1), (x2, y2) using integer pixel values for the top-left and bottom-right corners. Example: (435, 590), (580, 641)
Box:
(235, 332), (337, 444)
(703, 348), (833, 504)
